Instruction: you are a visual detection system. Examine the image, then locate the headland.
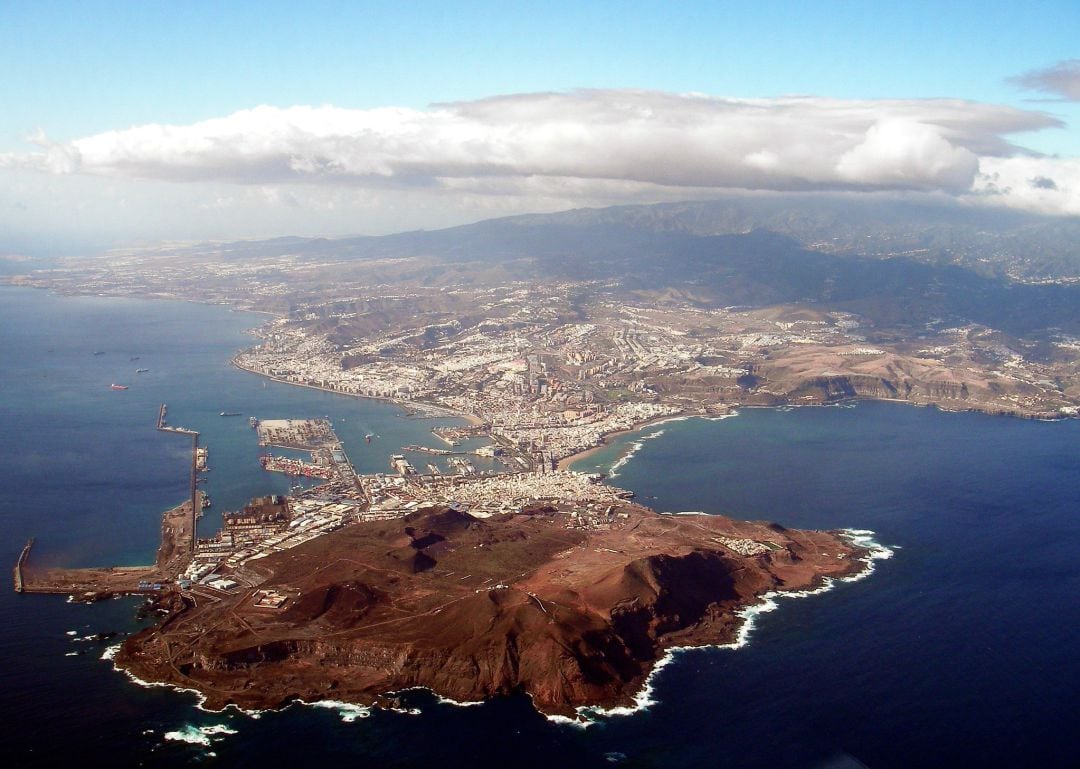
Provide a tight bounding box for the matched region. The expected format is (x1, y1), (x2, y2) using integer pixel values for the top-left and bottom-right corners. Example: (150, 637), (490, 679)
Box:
(116, 500), (868, 718)
(17, 404), (873, 719)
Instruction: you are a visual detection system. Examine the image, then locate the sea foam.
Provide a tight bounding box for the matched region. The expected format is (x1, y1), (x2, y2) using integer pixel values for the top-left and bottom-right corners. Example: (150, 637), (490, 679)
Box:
(300, 698), (372, 723)
(163, 723), (238, 748)
(104, 643), (267, 718)
(569, 529), (894, 725)
(607, 429), (665, 478)
(603, 412), (736, 478)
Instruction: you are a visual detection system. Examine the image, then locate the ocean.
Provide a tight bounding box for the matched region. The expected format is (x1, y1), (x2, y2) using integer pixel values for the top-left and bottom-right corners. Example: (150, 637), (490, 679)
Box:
(2, 285), (1077, 768)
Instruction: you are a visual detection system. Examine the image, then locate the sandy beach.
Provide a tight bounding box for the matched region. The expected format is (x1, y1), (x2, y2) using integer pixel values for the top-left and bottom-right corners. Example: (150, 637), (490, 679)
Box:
(555, 412), (693, 471)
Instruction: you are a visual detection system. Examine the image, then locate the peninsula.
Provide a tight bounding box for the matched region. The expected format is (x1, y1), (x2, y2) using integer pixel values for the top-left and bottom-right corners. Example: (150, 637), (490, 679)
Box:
(17, 408), (871, 719)
(14, 197), (1077, 717)
(117, 501), (867, 717)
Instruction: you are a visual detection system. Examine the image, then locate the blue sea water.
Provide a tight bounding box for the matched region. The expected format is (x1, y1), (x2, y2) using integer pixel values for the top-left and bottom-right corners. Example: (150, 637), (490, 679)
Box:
(1, 285), (1077, 768)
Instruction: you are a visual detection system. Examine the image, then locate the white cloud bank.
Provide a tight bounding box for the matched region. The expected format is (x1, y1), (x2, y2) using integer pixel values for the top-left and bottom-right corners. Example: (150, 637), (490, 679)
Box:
(3, 90), (1079, 223)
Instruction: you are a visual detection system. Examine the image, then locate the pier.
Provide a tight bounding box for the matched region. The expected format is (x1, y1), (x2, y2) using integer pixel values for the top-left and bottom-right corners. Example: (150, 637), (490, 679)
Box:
(402, 444), (455, 455)
(260, 454), (334, 479)
(157, 403), (198, 437)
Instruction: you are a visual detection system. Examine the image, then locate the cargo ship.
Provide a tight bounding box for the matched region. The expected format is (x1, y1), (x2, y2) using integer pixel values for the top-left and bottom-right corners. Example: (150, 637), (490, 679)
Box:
(110, 383), (128, 390)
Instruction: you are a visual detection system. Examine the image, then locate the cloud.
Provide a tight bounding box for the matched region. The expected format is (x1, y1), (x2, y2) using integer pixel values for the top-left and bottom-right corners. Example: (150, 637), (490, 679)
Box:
(973, 155), (1080, 216)
(835, 118), (979, 187)
(1, 90), (1076, 218)
(1010, 59), (1080, 101)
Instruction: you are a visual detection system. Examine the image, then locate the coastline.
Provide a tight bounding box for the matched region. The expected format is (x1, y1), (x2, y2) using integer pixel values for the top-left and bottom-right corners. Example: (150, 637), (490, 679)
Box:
(5, 283), (1074, 425)
(555, 412), (694, 472)
(557, 396), (1074, 480)
(6, 283), (1079, 769)
(106, 525), (891, 726)
(573, 527), (895, 724)
(229, 354), (482, 426)
(555, 409), (743, 473)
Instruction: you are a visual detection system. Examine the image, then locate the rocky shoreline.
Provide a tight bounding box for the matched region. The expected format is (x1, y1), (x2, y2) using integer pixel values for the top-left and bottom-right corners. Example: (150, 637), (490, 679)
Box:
(115, 504), (870, 718)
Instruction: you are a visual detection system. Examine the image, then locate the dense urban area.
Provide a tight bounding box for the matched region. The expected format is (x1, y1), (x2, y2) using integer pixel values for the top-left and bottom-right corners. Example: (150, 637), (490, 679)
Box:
(10, 204), (1080, 605)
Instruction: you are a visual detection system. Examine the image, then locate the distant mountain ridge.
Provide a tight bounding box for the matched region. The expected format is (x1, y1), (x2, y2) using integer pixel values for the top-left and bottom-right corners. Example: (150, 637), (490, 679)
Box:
(158, 194), (1080, 279)
(96, 196), (1080, 335)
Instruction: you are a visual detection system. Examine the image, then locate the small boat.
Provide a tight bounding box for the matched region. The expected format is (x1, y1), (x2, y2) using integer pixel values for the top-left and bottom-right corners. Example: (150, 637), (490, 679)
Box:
(365, 434), (374, 444)
(136, 368), (150, 373)
(93, 351), (105, 356)
(110, 383), (128, 390)
(220, 411), (241, 417)
(129, 356), (140, 361)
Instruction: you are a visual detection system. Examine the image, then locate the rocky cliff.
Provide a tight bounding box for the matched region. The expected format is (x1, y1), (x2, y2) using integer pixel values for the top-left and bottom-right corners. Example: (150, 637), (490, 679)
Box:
(117, 505), (866, 717)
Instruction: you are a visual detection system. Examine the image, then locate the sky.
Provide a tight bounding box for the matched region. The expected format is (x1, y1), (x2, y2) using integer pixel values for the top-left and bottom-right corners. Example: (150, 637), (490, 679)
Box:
(1, 0), (1079, 255)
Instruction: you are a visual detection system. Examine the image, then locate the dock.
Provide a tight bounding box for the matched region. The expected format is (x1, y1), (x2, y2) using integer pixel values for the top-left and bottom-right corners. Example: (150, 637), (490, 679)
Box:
(261, 454), (334, 479)
(156, 402), (198, 437)
(402, 444), (465, 456)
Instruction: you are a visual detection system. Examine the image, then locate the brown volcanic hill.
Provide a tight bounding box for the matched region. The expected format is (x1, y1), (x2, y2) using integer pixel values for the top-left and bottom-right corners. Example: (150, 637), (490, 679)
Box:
(116, 504), (865, 717)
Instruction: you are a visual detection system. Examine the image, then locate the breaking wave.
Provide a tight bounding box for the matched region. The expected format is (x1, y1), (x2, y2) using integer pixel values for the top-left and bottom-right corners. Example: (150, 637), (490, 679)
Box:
(604, 412), (737, 478)
(163, 723), (238, 749)
(568, 529), (894, 725)
(607, 429), (666, 478)
(301, 699), (372, 723)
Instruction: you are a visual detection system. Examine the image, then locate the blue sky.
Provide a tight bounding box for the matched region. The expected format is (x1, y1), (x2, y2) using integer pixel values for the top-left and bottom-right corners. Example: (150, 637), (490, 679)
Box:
(1, 1), (1078, 251)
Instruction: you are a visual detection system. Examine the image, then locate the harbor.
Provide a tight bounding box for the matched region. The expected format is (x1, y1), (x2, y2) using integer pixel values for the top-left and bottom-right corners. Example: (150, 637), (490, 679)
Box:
(12, 405), (205, 600)
(13, 494), (199, 600)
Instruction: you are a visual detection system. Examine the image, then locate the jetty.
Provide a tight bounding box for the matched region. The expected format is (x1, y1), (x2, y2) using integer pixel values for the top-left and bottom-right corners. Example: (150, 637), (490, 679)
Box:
(401, 444), (455, 456)
(157, 404), (200, 554)
(13, 495), (198, 600)
(13, 405), (202, 599)
(12, 538), (33, 593)
(157, 402), (198, 437)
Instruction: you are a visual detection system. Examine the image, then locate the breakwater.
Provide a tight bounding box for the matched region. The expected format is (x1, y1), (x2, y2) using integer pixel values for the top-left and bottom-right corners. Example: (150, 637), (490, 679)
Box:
(157, 403), (199, 553)
(13, 406), (204, 598)
(12, 538), (33, 593)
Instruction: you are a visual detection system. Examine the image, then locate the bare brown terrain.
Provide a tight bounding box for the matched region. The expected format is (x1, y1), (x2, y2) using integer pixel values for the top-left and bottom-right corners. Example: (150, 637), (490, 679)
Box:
(116, 503), (864, 717)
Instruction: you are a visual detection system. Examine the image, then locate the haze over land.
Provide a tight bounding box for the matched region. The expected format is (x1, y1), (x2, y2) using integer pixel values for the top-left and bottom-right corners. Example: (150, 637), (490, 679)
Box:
(11, 195), (1080, 424)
